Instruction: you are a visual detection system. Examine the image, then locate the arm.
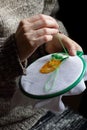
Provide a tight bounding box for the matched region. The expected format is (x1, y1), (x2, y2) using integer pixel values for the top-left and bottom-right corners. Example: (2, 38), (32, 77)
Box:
(0, 34), (26, 81)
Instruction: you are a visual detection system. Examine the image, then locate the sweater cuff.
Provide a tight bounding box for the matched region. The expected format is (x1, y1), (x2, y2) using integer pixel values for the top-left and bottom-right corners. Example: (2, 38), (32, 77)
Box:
(0, 34), (26, 80)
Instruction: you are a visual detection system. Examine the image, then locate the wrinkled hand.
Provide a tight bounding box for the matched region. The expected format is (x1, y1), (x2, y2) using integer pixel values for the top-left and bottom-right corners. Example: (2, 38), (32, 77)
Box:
(15, 14), (59, 61)
(46, 33), (83, 56)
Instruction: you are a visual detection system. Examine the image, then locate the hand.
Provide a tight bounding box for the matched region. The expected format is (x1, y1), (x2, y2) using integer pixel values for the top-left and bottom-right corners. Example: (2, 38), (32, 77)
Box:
(15, 14), (59, 61)
(45, 33), (83, 56)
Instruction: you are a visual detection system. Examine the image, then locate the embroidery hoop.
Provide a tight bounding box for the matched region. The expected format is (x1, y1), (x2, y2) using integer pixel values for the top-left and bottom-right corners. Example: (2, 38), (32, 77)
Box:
(19, 51), (86, 99)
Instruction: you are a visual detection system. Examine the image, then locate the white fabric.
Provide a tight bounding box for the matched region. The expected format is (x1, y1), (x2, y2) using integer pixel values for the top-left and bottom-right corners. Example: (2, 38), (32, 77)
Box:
(21, 55), (84, 95)
(18, 54), (87, 112)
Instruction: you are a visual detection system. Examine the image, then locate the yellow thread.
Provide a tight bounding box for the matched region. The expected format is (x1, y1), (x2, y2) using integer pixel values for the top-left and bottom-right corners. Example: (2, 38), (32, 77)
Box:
(40, 59), (61, 74)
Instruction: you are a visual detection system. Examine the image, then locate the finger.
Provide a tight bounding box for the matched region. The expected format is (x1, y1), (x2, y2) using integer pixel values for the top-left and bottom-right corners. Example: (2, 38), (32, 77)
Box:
(27, 14), (42, 22)
(27, 14), (59, 29)
(68, 46), (77, 56)
(28, 35), (53, 47)
(58, 33), (83, 56)
(32, 28), (58, 38)
(27, 14), (58, 23)
(18, 19), (59, 35)
(31, 19), (59, 30)
(68, 44), (83, 56)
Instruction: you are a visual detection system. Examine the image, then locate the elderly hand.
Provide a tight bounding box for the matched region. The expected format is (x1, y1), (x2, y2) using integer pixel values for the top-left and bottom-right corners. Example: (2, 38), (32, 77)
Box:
(15, 14), (59, 61)
(45, 33), (83, 56)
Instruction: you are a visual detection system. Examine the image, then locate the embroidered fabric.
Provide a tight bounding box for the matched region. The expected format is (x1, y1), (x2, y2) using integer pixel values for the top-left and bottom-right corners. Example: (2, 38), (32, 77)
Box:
(18, 54), (87, 112)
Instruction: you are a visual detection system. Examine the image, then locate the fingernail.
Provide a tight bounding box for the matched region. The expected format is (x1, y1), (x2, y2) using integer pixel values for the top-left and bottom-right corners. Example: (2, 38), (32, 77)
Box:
(69, 49), (76, 56)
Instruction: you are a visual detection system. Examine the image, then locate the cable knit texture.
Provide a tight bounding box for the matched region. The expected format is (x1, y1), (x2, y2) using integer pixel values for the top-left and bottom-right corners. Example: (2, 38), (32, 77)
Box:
(0, 0), (68, 129)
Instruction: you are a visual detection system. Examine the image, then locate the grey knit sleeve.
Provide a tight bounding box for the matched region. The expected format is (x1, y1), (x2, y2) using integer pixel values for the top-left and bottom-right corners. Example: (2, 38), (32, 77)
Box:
(0, 34), (26, 81)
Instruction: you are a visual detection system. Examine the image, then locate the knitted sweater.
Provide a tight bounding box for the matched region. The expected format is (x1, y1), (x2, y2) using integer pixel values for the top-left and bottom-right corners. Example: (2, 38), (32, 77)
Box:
(0, 0), (68, 129)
